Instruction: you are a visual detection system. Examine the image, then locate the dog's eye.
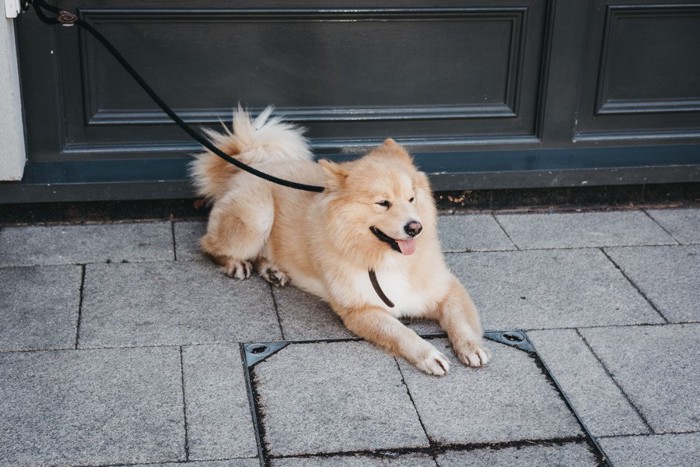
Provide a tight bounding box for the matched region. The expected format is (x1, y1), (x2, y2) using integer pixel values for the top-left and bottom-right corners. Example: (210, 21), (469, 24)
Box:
(376, 200), (392, 209)
(409, 197), (415, 203)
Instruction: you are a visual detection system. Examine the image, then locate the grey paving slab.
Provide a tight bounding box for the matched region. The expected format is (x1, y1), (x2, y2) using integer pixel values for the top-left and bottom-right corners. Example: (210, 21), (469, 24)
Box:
(527, 329), (649, 437)
(605, 245), (699, 323)
(438, 214), (515, 252)
(174, 220), (207, 261)
(0, 265), (81, 351)
(0, 222), (174, 266)
(80, 261), (281, 348)
(446, 249), (664, 330)
(598, 432), (700, 467)
(272, 452), (436, 466)
(437, 442), (598, 466)
(117, 459), (260, 467)
(646, 208), (700, 244)
(253, 341), (429, 457)
(580, 324), (700, 433)
(402, 317), (444, 336)
(0, 347), (185, 466)
(182, 344), (258, 460)
(495, 211), (676, 249)
(274, 286), (443, 341)
(399, 338), (582, 445)
(273, 286), (352, 340)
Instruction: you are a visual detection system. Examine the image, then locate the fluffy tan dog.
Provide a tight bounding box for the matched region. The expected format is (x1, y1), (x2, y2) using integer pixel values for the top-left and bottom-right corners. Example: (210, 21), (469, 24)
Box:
(191, 107), (489, 375)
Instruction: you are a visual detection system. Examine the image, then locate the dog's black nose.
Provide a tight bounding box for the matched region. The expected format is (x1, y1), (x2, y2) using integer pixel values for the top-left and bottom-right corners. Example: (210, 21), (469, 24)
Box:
(404, 221), (423, 237)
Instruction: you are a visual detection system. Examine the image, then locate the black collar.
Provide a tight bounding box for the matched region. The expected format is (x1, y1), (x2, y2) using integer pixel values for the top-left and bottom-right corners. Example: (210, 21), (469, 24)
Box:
(368, 269), (395, 308)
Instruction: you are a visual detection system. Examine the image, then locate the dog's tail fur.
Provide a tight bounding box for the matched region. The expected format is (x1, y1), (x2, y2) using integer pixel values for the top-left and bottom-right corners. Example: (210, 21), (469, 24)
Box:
(190, 106), (313, 201)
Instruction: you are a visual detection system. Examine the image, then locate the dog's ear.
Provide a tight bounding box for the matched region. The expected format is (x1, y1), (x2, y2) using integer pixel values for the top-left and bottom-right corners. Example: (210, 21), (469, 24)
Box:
(319, 159), (348, 191)
(413, 170), (432, 193)
(379, 138), (413, 164)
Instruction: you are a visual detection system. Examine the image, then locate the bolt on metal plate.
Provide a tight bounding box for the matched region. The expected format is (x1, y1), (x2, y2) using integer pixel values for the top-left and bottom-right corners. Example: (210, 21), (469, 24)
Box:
(485, 330), (535, 353)
(244, 342), (288, 367)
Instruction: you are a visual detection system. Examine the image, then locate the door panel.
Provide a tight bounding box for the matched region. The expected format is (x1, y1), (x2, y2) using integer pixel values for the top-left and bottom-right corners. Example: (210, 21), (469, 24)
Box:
(7, 0), (700, 202)
(576, 2), (700, 140)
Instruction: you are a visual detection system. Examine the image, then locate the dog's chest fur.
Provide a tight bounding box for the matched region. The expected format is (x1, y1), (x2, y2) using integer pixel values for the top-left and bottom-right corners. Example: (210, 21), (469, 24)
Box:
(344, 259), (448, 317)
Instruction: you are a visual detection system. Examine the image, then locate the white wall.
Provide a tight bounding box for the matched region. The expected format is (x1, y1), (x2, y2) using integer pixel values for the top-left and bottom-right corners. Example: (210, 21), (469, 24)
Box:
(0, 16), (26, 181)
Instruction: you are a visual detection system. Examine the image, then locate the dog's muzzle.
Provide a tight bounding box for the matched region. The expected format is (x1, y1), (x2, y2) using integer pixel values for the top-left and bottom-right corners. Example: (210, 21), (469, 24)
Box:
(370, 226), (418, 255)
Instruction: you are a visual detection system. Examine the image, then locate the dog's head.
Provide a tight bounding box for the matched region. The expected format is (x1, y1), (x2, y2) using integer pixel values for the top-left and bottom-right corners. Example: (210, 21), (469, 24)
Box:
(320, 139), (437, 267)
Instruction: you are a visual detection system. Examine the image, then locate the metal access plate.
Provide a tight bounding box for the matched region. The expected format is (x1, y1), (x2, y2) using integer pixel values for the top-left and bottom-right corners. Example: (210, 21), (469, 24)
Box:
(241, 332), (609, 466)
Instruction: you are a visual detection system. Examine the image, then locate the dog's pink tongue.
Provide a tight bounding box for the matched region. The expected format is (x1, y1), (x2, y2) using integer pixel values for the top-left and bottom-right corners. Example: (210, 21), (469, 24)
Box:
(397, 238), (417, 255)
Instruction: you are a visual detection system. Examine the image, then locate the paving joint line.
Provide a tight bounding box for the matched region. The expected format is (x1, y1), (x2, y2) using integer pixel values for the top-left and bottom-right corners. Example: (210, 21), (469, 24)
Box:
(591, 243), (682, 250)
(67, 455), (259, 467)
(641, 208), (682, 245)
(75, 264), (86, 349)
(491, 214), (520, 250)
(597, 430), (700, 440)
(442, 248), (515, 253)
(599, 248), (670, 324)
(170, 220), (178, 261)
(0, 243), (686, 271)
(0, 343), (188, 355)
(441, 245), (681, 259)
(5, 324), (698, 355)
(445, 243), (682, 255)
(524, 335), (613, 466)
(178, 346), (190, 461)
(267, 283), (286, 341)
(575, 329), (656, 435)
(265, 436), (592, 463)
(240, 342), (271, 467)
(0, 258), (208, 269)
(508, 322), (698, 333)
(393, 357), (437, 461)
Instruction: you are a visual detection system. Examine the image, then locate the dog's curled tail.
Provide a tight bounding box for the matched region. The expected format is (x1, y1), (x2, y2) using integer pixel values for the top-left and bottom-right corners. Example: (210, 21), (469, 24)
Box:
(190, 106), (313, 201)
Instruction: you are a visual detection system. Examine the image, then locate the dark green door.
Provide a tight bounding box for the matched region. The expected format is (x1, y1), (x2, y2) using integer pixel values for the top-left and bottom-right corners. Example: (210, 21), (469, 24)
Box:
(5, 0), (700, 202)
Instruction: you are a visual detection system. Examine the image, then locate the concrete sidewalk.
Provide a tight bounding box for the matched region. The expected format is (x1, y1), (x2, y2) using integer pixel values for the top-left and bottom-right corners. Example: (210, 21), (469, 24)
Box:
(0, 207), (698, 466)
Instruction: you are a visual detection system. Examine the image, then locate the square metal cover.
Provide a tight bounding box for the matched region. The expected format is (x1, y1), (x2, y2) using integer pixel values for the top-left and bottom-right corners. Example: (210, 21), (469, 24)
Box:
(241, 332), (609, 466)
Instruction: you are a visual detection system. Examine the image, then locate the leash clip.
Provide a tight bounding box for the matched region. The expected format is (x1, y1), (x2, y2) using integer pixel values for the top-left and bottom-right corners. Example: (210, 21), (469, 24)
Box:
(57, 11), (78, 26)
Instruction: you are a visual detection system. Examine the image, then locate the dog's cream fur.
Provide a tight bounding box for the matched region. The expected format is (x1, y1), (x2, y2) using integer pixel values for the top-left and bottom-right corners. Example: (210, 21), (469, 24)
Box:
(191, 107), (489, 375)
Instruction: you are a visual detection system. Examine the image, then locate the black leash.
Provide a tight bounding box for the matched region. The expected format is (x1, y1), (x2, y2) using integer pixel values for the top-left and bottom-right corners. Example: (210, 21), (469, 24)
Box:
(27, 0), (399, 309)
(30, 0), (325, 193)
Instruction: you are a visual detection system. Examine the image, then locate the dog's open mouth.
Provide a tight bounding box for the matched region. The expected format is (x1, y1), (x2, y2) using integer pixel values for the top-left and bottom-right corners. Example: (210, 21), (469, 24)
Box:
(370, 226), (416, 256)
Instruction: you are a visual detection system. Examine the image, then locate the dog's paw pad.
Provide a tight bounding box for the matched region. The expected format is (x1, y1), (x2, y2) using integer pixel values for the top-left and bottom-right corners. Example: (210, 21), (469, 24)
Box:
(416, 349), (450, 376)
(261, 266), (289, 286)
(220, 260), (252, 280)
(456, 342), (491, 368)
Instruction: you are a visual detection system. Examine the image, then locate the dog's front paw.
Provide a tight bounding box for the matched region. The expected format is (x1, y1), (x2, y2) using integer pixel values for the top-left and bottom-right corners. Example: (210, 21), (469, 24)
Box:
(220, 259), (253, 280)
(415, 347), (450, 376)
(454, 340), (491, 368)
(260, 266), (289, 287)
